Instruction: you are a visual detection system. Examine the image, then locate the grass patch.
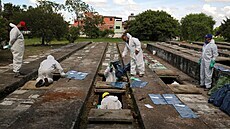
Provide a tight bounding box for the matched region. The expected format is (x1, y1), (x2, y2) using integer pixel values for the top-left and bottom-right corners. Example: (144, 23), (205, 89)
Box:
(25, 38), (69, 46)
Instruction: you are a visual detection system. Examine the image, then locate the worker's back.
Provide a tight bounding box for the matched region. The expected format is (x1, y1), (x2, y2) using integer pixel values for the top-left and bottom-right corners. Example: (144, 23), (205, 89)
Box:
(100, 95), (122, 109)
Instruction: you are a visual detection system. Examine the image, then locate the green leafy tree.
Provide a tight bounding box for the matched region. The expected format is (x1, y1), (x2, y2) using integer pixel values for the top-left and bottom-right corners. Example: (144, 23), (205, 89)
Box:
(219, 18), (230, 41)
(65, 0), (90, 26)
(181, 13), (215, 41)
(83, 14), (104, 38)
(66, 26), (80, 43)
(2, 3), (23, 21)
(11, 1), (68, 45)
(127, 10), (180, 41)
(0, 17), (8, 44)
(100, 29), (114, 38)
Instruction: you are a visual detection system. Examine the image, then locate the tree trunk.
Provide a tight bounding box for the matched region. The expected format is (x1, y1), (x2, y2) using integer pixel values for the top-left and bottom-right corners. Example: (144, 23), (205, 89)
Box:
(41, 33), (45, 45)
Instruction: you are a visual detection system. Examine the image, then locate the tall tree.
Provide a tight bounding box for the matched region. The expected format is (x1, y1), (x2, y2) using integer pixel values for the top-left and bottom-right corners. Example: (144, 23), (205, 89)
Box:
(65, 0), (90, 26)
(180, 13), (215, 41)
(83, 14), (104, 38)
(0, 17), (8, 43)
(219, 18), (230, 41)
(127, 10), (180, 41)
(11, 1), (68, 45)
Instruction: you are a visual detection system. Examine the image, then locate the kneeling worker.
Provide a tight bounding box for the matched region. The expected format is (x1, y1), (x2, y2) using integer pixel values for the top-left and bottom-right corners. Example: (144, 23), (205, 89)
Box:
(100, 92), (122, 109)
(36, 55), (65, 87)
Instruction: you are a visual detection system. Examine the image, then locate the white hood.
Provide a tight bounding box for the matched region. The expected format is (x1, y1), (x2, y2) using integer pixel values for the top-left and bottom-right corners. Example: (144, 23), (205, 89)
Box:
(126, 33), (132, 39)
(107, 96), (119, 102)
(47, 55), (55, 60)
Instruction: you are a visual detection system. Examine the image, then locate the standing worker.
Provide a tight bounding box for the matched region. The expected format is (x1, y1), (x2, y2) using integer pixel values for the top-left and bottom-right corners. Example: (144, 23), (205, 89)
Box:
(7, 21), (26, 77)
(36, 55), (66, 87)
(199, 34), (218, 90)
(121, 33), (145, 77)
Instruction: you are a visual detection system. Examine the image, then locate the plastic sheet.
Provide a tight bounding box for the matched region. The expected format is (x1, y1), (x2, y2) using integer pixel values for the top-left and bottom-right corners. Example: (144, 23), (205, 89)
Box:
(131, 80), (148, 88)
(173, 104), (198, 118)
(66, 70), (88, 80)
(149, 94), (167, 105)
(162, 94), (182, 104)
(110, 82), (127, 89)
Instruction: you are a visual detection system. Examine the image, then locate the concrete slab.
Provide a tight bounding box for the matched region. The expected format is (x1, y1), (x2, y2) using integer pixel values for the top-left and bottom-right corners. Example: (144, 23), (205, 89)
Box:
(20, 80), (54, 90)
(88, 109), (133, 123)
(95, 81), (126, 89)
(94, 89), (126, 94)
(168, 84), (201, 94)
(0, 42), (91, 98)
(118, 43), (210, 129)
(4, 43), (107, 129)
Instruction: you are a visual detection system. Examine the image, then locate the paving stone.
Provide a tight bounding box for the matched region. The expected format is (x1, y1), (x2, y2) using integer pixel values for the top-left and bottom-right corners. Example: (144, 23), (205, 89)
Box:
(88, 109), (133, 123)
(168, 84), (201, 94)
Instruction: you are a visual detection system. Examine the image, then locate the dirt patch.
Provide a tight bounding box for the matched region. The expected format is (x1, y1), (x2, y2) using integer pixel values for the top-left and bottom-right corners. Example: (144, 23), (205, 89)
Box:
(42, 91), (83, 102)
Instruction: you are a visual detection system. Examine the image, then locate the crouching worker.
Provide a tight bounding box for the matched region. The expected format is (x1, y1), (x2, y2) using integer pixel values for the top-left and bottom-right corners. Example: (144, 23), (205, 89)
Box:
(99, 92), (122, 109)
(35, 55), (66, 87)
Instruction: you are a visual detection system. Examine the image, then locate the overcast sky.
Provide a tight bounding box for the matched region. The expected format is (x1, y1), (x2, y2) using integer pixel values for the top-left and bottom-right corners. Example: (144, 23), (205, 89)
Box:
(2, 0), (230, 27)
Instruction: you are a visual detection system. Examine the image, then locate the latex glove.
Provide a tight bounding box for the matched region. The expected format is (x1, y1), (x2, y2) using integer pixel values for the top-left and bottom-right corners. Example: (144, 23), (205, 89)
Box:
(60, 72), (66, 77)
(209, 60), (215, 69)
(198, 58), (201, 65)
(3, 44), (11, 49)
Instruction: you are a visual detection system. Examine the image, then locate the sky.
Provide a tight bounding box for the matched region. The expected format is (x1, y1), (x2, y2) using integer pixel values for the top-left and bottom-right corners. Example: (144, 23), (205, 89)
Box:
(2, 0), (230, 27)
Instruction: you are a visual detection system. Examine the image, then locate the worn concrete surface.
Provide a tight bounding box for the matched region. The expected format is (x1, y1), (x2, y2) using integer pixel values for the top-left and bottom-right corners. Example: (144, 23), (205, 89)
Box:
(0, 42), (91, 99)
(118, 43), (230, 129)
(167, 41), (230, 57)
(0, 42), (107, 129)
(88, 109), (133, 123)
(147, 43), (230, 85)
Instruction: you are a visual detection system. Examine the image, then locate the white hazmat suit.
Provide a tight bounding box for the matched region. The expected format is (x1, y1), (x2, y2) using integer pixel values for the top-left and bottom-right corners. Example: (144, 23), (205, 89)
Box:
(122, 33), (145, 75)
(200, 39), (218, 88)
(104, 65), (116, 82)
(9, 23), (24, 73)
(100, 95), (122, 109)
(36, 55), (65, 85)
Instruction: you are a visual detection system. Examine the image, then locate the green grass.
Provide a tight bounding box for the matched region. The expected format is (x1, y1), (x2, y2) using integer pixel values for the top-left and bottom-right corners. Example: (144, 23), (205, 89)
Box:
(24, 38), (69, 45)
(24, 37), (123, 45)
(214, 37), (225, 42)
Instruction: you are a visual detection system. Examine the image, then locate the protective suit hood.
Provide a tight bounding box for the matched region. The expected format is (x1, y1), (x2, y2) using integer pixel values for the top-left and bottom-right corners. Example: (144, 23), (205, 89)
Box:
(107, 96), (119, 102)
(126, 33), (132, 39)
(47, 55), (55, 60)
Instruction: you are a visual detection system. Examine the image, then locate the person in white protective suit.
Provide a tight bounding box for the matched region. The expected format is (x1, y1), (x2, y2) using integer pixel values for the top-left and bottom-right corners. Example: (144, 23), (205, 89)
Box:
(122, 33), (145, 77)
(8, 21), (26, 77)
(35, 55), (66, 87)
(199, 34), (218, 90)
(100, 92), (122, 109)
(104, 63), (117, 82)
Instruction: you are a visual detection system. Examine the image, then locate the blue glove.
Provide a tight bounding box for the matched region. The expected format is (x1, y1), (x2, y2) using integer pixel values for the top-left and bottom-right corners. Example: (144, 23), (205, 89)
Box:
(209, 60), (215, 69)
(3, 44), (11, 49)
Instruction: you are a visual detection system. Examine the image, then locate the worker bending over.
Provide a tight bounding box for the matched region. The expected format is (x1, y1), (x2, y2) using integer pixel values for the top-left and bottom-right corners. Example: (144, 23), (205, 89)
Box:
(100, 92), (122, 109)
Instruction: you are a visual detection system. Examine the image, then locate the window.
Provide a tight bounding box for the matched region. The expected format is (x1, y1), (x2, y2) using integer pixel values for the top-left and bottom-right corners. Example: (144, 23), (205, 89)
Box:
(115, 26), (120, 29)
(110, 18), (113, 21)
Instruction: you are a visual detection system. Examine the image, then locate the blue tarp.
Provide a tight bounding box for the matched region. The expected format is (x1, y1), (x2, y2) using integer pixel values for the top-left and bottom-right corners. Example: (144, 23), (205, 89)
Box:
(148, 93), (198, 118)
(162, 94), (182, 105)
(110, 82), (127, 89)
(173, 104), (198, 118)
(66, 70), (88, 80)
(130, 80), (148, 88)
(214, 65), (230, 72)
(149, 94), (167, 105)
(220, 91), (230, 115)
